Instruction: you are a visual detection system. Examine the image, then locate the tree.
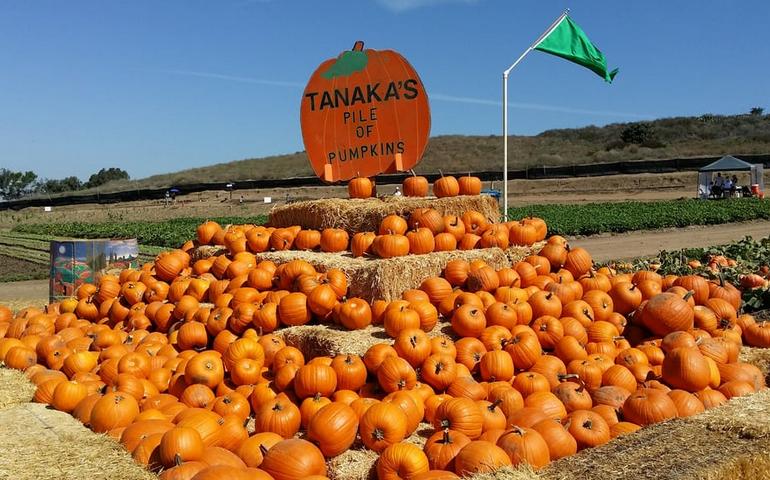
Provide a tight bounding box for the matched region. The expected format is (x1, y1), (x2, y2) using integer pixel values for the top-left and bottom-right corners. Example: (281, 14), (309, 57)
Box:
(620, 122), (655, 145)
(750, 107), (764, 116)
(39, 176), (83, 193)
(0, 169), (38, 200)
(86, 167), (129, 188)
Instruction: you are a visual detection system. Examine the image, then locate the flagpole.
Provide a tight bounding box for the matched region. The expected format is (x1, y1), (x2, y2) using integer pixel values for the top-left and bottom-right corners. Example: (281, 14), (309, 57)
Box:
(502, 9), (569, 220)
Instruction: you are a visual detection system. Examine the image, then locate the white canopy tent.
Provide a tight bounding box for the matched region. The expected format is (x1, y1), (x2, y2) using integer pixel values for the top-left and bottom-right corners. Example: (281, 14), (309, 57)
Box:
(697, 155), (764, 199)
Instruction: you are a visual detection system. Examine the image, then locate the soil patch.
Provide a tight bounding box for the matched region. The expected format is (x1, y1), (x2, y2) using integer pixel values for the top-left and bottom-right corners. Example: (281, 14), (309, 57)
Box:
(0, 255), (48, 283)
(571, 219), (770, 263)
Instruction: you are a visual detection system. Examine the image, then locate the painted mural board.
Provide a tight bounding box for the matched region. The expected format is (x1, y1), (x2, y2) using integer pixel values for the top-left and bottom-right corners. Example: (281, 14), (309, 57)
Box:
(49, 238), (139, 302)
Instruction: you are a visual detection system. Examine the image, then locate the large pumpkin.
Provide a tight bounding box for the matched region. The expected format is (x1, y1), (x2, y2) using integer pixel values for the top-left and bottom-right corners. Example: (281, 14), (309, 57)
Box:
(300, 41), (431, 182)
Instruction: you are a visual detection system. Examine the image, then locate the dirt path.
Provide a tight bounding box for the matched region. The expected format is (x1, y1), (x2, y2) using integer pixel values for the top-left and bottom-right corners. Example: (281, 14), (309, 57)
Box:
(571, 219), (770, 263)
(0, 279), (48, 309)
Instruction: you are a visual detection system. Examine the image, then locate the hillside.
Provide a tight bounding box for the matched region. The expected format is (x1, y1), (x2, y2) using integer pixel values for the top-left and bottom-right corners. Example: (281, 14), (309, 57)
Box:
(61, 113), (770, 193)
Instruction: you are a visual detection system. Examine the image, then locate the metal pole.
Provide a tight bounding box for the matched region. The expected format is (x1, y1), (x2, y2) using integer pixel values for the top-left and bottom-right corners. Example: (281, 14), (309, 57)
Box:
(503, 72), (508, 220)
(502, 9), (569, 220)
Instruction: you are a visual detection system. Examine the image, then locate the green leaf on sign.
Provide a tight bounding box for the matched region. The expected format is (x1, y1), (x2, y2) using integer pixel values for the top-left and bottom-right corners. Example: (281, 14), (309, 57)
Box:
(321, 51), (368, 79)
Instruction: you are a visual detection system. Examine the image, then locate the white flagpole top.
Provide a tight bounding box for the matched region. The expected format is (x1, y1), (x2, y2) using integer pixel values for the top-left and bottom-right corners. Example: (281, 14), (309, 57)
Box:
(503, 9), (571, 75)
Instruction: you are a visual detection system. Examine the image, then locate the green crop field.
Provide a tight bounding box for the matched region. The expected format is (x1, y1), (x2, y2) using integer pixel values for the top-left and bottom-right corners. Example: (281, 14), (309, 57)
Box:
(507, 198), (770, 236)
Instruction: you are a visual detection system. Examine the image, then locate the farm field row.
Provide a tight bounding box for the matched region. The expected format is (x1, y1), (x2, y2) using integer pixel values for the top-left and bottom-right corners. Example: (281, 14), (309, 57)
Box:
(10, 198), (770, 249)
(0, 230), (165, 267)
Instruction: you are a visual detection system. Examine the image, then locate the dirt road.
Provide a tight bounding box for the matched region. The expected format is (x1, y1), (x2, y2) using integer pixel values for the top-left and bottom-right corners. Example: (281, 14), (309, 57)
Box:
(571, 219), (770, 263)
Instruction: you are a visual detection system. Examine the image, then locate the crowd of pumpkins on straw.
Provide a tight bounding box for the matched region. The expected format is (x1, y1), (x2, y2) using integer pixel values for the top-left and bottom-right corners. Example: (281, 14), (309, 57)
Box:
(2, 218), (770, 480)
(347, 172), (483, 199)
(200, 207), (542, 260)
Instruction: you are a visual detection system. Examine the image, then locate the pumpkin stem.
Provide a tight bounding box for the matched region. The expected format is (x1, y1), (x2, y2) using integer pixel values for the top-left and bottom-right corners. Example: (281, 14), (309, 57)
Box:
(352, 41), (364, 51)
(441, 429), (452, 444)
(174, 453), (183, 467)
(558, 373), (579, 382)
(439, 169), (445, 178)
(259, 444), (268, 456)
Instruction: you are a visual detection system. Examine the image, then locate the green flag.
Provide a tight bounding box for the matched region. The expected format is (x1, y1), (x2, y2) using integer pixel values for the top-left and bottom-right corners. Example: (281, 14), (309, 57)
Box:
(534, 15), (618, 83)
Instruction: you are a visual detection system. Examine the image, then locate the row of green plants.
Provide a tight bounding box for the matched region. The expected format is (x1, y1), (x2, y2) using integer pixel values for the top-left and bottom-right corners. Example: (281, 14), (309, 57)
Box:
(507, 198), (770, 236)
(12, 216), (268, 249)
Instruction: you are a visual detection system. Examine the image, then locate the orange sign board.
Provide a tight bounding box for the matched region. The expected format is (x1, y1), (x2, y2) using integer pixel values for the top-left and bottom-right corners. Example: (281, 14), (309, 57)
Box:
(300, 41), (431, 182)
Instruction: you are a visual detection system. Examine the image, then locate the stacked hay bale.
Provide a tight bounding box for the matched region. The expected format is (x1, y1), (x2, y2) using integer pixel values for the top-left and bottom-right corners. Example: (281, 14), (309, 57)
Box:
(269, 195), (501, 234)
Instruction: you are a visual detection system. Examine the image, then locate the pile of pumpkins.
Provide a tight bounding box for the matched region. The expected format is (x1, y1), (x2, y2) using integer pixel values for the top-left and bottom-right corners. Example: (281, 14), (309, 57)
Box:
(199, 207), (543, 260)
(348, 172), (483, 199)
(1, 223), (768, 480)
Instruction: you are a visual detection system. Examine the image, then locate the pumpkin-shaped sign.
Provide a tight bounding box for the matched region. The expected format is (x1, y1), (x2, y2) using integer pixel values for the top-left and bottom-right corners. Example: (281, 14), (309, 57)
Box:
(301, 41), (431, 182)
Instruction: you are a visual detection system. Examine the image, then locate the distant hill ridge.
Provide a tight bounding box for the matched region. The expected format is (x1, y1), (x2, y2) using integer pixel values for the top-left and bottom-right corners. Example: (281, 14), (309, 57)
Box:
(91, 113), (770, 192)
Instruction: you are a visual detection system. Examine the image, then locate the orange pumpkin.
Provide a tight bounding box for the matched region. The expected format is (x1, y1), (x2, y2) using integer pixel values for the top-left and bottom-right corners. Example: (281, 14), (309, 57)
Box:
(458, 174), (482, 195)
(433, 173), (459, 198)
(348, 176), (373, 198)
(404, 171), (429, 197)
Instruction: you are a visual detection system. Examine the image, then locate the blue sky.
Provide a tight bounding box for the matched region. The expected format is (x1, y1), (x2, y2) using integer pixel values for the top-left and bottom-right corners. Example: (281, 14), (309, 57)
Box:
(1, 0), (767, 180)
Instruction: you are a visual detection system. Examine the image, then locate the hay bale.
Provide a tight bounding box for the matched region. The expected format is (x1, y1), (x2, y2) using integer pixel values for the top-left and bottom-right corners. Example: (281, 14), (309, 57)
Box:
(327, 447), (378, 480)
(256, 246), (533, 303)
(739, 346), (770, 380)
(190, 245), (226, 261)
(279, 320), (454, 359)
(188, 240), (542, 303)
(268, 195), (501, 234)
(700, 388), (770, 439)
(470, 466), (540, 480)
(537, 389), (770, 480)
(0, 367), (36, 409)
(0, 402), (155, 480)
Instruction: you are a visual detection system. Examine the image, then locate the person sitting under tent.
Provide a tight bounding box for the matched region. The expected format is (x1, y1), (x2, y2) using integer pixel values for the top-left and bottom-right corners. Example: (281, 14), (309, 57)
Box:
(722, 177), (733, 197)
(709, 174), (723, 198)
